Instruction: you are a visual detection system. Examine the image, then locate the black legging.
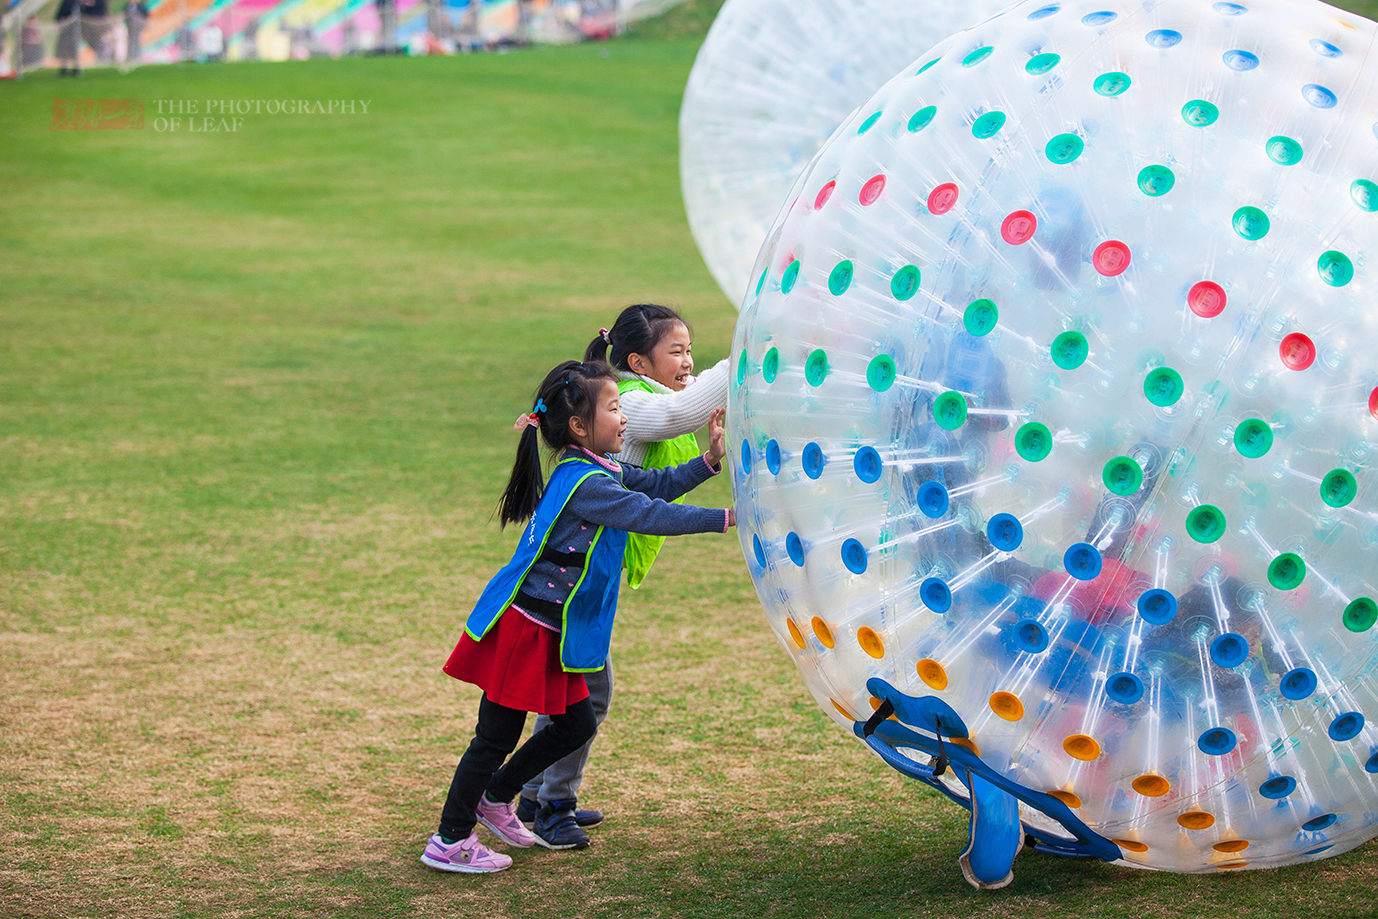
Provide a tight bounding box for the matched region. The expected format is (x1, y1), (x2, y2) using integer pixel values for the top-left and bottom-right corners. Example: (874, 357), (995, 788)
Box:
(439, 694), (598, 840)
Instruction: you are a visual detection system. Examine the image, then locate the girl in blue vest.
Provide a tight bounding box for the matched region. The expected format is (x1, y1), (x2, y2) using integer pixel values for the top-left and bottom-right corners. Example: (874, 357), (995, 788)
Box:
(518, 304), (730, 847)
(421, 359), (734, 874)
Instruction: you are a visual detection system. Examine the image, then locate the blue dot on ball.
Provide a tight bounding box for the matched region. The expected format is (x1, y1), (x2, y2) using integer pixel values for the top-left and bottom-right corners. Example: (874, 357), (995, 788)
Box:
(918, 481), (949, 518)
(1281, 667), (1317, 700)
(1064, 542), (1103, 580)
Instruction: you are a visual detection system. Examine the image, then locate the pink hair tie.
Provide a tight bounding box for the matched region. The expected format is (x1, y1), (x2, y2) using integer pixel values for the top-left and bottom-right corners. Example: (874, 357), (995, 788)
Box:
(600, 327), (611, 343)
(513, 413), (541, 432)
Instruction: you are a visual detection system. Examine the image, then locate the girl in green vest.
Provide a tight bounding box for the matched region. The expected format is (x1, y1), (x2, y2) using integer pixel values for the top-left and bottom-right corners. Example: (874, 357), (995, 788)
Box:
(518, 304), (730, 848)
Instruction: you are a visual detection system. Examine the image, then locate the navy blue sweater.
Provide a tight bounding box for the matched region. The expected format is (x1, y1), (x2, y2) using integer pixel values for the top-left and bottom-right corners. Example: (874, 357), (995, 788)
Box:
(516, 448), (727, 630)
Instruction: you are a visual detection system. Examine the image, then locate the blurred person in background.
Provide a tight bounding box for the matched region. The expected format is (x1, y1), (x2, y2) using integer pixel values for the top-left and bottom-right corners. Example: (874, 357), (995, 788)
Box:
(124, 0), (147, 62)
(197, 22), (223, 61)
(375, 0), (395, 51)
(55, 0), (80, 75)
(242, 18), (259, 60)
(80, 0), (110, 61)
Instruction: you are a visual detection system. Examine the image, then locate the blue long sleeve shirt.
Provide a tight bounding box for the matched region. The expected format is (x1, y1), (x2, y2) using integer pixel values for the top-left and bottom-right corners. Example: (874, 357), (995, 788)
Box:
(515, 448), (727, 630)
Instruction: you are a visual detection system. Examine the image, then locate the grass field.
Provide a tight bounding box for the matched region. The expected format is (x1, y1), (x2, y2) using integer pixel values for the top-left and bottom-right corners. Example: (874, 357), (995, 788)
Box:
(3, 20), (1378, 919)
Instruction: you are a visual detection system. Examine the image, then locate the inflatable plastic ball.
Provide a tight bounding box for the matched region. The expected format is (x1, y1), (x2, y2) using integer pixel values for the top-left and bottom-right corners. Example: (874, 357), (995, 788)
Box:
(680, 0), (1007, 308)
(729, 0), (1378, 888)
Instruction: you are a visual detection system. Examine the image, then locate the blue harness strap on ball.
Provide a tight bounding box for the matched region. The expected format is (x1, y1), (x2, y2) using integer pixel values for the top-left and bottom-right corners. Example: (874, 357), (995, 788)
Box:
(959, 769), (1021, 889)
(856, 678), (1122, 888)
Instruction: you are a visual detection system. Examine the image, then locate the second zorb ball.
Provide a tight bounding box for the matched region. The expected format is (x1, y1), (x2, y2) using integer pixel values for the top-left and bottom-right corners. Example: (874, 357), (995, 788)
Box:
(680, 0), (1006, 308)
(730, 0), (1378, 886)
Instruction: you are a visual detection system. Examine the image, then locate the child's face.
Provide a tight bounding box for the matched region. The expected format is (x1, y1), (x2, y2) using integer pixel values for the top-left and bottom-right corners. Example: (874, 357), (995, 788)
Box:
(631, 321), (694, 391)
(575, 380), (627, 456)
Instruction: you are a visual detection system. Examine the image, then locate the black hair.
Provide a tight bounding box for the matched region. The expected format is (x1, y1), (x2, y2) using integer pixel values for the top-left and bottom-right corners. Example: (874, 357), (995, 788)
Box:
(584, 303), (690, 372)
(498, 359), (619, 528)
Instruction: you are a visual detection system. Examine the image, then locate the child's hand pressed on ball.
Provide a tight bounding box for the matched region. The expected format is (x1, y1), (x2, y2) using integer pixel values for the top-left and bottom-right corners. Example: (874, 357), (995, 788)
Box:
(705, 408), (728, 466)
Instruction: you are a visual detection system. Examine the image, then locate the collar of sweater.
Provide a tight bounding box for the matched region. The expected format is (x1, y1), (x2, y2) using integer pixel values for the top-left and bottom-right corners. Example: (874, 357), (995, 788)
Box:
(616, 369), (695, 394)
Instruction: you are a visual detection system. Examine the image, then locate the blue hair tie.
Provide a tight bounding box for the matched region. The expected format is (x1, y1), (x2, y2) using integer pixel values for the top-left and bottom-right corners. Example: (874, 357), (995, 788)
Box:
(533, 398), (547, 413)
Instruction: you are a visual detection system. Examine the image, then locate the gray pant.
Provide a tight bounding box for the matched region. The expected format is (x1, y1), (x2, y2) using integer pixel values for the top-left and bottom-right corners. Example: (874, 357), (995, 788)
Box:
(521, 658), (612, 806)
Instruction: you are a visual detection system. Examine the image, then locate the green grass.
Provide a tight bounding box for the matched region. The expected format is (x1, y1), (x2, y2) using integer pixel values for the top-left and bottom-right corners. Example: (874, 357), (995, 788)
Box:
(3, 22), (1378, 919)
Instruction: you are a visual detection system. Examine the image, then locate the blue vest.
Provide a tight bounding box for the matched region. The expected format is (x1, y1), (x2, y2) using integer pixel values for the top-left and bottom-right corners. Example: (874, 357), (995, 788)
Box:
(464, 456), (628, 673)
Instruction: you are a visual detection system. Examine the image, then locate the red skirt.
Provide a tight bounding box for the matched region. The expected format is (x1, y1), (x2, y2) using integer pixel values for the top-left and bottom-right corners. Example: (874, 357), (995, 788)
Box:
(443, 607), (589, 715)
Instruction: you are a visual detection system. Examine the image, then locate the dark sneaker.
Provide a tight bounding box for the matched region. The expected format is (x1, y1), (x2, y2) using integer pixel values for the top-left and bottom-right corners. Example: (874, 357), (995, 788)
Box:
(533, 802), (590, 850)
(516, 796), (539, 828)
(570, 803), (604, 828)
(518, 796), (603, 829)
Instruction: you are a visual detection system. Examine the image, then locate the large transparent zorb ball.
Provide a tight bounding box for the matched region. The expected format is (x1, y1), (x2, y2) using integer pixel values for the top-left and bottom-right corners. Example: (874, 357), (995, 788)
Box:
(680, 0), (1008, 308)
(730, 0), (1378, 879)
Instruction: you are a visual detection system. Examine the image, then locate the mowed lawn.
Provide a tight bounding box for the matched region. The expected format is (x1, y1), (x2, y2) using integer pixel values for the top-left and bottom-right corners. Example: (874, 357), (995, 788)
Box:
(2, 32), (1378, 919)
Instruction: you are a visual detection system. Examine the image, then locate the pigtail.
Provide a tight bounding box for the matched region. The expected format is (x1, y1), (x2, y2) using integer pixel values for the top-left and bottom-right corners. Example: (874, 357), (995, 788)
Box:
(584, 329), (610, 364)
(498, 423), (544, 527)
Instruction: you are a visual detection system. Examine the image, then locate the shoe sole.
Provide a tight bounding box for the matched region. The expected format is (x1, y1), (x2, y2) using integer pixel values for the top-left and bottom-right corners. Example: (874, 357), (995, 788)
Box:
(532, 832), (590, 850)
(477, 815), (537, 848)
(420, 853), (511, 874)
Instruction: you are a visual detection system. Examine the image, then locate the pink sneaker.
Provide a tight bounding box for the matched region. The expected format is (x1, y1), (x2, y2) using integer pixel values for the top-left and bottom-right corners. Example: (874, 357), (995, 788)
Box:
(420, 832), (512, 873)
(476, 793), (538, 848)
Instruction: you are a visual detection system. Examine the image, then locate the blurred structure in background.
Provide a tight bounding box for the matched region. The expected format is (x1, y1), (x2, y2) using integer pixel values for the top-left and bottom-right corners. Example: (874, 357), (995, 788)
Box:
(1, 0), (689, 73)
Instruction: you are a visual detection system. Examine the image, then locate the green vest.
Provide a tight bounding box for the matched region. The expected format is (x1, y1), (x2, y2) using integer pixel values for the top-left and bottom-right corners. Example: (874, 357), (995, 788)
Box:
(618, 378), (700, 589)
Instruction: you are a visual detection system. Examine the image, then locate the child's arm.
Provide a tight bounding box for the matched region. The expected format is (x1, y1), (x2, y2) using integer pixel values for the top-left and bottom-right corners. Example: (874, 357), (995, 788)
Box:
(619, 357), (729, 444)
(568, 475), (732, 535)
(619, 408), (728, 503)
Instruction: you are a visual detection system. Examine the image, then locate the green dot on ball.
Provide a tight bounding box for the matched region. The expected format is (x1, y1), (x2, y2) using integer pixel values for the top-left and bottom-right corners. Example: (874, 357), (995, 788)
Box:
(781, 260), (800, 294)
(1232, 206), (1270, 240)
(1317, 250), (1354, 287)
(1051, 331), (1089, 370)
(1266, 135), (1303, 165)
(1045, 133), (1084, 164)
(1137, 165), (1175, 197)
(972, 111), (1006, 139)
(1344, 597), (1378, 632)
(1186, 505), (1226, 543)
(908, 106), (937, 132)
(890, 264), (920, 300)
(737, 351), (748, 386)
(1182, 99), (1219, 126)
(867, 354), (896, 393)
(962, 46), (994, 67)
(804, 349), (829, 387)
(1015, 422), (1052, 462)
(1094, 71), (1131, 96)
(933, 391), (968, 430)
(755, 268), (767, 297)
(762, 347), (779, 383)
(1143, 367), (1184, 406)
(964, 299), (999, 336)
(1320, 468), (1358, 508)
(828, 260), (854, 296)
(1351, 179), (1378, 212)
(1103, 456), (1144, 496)
(917, 58), (941, 74)
(1233, 418), (1273, 458)
(1267, 552), (1306, 590)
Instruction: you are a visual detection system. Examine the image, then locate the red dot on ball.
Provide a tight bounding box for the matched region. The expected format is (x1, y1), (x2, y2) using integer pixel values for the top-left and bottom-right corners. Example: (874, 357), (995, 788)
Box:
(1369, 386), (1378, 420)
(1001, 210), (1037, 245)
(814, 181), (836, 210)
(859, 174), (887, 206)
(1093, 240), (1131, 277)
(927, 182), (959, 215)
(1279, 333), (1316, 371)
(1188, 281), (1226, 318)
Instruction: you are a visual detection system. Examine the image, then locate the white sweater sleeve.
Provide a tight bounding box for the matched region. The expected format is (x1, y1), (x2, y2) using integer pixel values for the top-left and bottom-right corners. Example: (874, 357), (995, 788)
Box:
(620, 358), (730, 448)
